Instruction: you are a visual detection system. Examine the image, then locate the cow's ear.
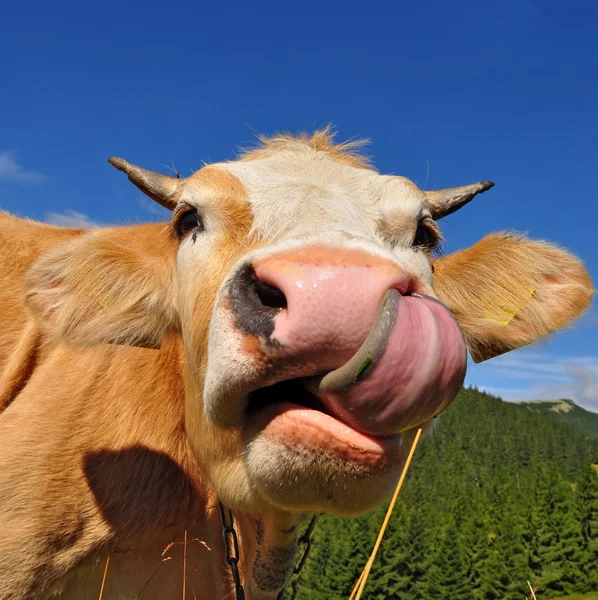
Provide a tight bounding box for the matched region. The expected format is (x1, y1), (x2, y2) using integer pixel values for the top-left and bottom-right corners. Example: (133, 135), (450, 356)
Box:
(22, 227), (178, 348)
(433, 233), (594, 363)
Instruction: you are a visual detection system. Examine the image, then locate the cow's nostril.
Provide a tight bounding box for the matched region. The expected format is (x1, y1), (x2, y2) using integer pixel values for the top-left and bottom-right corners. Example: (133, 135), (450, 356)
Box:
(228, 263), (287, 339)
(254, 278), (287, 309)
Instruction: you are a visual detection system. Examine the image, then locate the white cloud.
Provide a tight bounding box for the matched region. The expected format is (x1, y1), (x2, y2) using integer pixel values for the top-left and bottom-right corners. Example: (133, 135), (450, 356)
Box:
(0, 151), (47, 184)
(468, 350), (598, 412)
(564, 364), (598, 408)
(45, 210), (101, 228)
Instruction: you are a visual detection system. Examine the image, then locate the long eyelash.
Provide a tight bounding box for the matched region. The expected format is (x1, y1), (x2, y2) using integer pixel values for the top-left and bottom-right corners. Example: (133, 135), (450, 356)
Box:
(421, 220), (443, 253)
(431, 239), (445, 257)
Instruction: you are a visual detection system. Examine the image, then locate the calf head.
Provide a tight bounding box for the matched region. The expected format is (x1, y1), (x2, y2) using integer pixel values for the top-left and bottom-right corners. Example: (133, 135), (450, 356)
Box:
(23, 131), (593, 516)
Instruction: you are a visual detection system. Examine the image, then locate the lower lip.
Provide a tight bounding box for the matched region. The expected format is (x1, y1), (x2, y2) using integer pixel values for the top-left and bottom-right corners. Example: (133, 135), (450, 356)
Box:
(253, 402), (404, 466)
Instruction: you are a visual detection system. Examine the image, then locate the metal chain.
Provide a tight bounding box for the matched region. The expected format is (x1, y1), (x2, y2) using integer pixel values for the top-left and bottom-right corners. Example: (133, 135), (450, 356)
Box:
(276, 513), (318, 600)
(219, 501), (318, 600)
(219, 501), (246, 600)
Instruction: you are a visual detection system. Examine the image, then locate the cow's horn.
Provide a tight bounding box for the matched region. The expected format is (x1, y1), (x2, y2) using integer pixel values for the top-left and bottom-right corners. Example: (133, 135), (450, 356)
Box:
(108, 157), (181, 211)
(425, 181), (494, 220)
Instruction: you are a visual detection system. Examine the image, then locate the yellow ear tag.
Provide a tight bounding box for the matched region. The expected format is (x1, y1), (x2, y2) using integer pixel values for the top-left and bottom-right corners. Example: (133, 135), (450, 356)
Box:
(485, 285), (536, 326)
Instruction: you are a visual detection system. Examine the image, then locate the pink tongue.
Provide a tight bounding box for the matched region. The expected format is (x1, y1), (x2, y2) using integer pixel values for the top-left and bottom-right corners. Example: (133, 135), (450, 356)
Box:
(305, 291), (467, 436)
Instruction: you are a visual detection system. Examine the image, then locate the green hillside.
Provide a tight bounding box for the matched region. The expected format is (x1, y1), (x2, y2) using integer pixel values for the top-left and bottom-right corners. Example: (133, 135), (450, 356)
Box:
(283, 388), (598, 600)
(515, 399), (598, 439)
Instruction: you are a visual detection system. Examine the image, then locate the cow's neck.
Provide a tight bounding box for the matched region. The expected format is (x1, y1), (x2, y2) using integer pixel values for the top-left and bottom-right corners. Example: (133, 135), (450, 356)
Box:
(224, 505), (306, 600)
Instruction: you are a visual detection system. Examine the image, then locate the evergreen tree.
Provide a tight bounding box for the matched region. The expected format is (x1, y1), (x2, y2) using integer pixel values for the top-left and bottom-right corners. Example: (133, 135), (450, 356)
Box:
(577, 465), (598, 589)
(283, 388), (598, 600)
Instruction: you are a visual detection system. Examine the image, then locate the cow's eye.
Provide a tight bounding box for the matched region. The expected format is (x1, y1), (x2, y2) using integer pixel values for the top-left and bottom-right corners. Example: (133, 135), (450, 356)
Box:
(176, 208), (204, 238)
(413, 223), (435, 248)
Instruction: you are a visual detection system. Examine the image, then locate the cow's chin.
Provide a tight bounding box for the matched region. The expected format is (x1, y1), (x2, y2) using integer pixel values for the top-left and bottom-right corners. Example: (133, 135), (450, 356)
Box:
(239, 381), (413, 516)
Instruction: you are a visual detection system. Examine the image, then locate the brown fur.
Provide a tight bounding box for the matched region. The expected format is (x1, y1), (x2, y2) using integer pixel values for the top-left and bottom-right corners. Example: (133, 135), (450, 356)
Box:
(0, 214), (83, 412)
(181, 165), (256, 358)
(0, 321), (40, 411)
(0, 219), (249, 599)
(23, 222), (179, 348)
(0, 213), (82, 372)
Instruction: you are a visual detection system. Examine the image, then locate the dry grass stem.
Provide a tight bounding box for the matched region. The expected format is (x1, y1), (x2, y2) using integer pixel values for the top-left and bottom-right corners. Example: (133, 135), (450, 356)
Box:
(183, 530), (188, 600)
(133, 557), (172, 599)
(349, 428), (423, 600)
(98, 555), (110, 600)
(527, 580), (538, 600)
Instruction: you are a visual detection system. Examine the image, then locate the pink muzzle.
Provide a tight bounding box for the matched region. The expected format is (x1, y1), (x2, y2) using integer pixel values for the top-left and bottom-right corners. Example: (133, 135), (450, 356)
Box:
(234, 247), (467, 436)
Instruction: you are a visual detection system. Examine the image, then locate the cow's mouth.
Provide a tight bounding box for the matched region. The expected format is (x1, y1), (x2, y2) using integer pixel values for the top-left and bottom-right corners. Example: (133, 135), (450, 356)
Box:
(243, 290), (467, 462)
(247, 379), (330, 419)
(245, 379), (403, 465)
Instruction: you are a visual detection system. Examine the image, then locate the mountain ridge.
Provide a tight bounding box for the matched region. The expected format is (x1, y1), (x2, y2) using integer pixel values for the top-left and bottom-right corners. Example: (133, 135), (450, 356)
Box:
(514, 398), (598, 439)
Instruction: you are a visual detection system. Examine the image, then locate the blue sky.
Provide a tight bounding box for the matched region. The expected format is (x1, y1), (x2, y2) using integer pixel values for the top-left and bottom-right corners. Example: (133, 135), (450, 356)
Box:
(1, 0), (596, 409)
